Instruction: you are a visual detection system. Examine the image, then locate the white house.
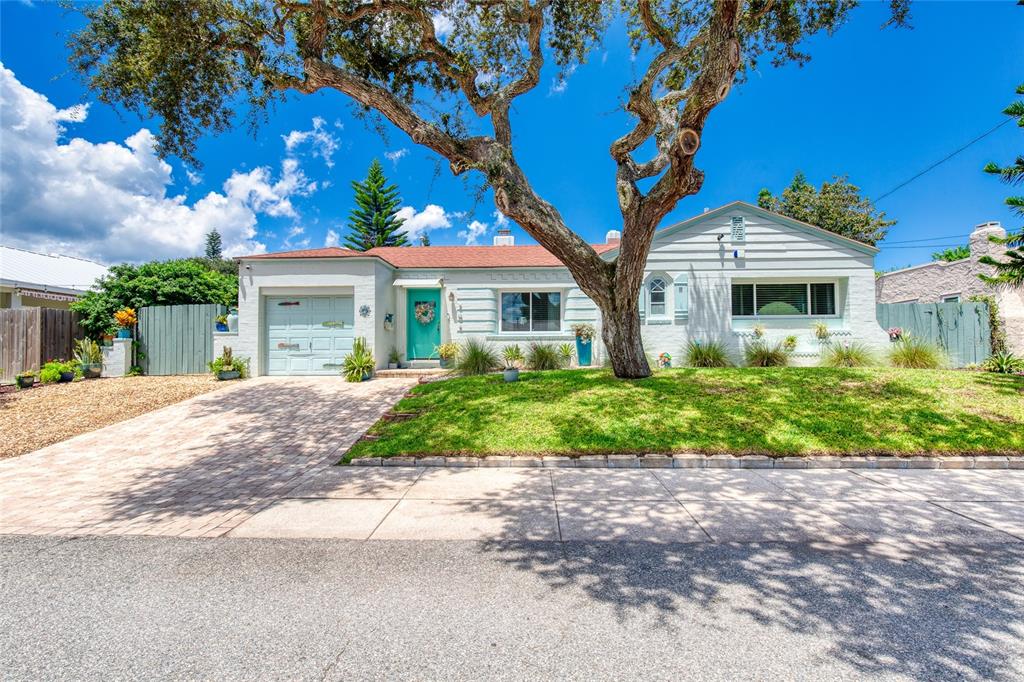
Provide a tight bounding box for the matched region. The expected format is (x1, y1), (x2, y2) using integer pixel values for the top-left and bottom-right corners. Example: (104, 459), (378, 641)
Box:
(226, 201), (888, 375)
(0, 246), (108, 309)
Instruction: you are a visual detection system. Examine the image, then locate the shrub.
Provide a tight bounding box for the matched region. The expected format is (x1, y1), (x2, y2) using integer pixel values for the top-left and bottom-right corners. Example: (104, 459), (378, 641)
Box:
(821, 341), (874, 368)
(342, 337), (375, 382)
(684, 339), (732, 367)
(758, 302), (801, 316)
(889, 337), (946, 369)
(39, 361), (63, 384)
(981, 351), (1024, 374)
(455, 338), (500, 375)
(744, 340), (789, 367)
(526, 343), (561, 371)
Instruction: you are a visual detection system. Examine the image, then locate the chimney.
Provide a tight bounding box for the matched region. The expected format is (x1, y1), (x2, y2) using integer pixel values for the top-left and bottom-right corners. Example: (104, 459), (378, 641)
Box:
(493, 227), (514, 246)
(605, 229), (621, 245)
(969, 220), (1006, 258)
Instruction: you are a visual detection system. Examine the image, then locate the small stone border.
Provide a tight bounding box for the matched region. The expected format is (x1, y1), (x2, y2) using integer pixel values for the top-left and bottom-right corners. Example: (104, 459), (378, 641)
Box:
(351, 454), (1022, 470)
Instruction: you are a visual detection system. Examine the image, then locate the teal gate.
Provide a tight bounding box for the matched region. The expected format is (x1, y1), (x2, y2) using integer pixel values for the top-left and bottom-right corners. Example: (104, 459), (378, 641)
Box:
(137, 304), (225, 375)
(875, 302), (992, 368)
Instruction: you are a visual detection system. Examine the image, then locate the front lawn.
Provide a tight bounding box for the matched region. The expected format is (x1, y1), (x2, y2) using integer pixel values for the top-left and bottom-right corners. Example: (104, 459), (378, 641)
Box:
(346, 368), (1024, 459)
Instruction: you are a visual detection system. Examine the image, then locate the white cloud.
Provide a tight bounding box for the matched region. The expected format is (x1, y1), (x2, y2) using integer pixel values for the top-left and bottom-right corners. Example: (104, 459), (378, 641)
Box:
(282, 116), (340, 167)
(493, 210), (509, 228)
(395, 204), (451, 241)
(324, 229), (341, 247)
(185, 169), (203, 185)
(548, 65), (577, 96)
(384, 148), (408, 165)
(432, 12), (454, 38)
(457, 219), (489, 245)
(0, 63), (332, 262)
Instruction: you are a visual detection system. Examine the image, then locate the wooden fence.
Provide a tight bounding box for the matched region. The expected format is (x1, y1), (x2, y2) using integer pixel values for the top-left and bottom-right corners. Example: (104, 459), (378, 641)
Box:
(876, 302), (992, 367)
(137, 304), (225, 375)
(0, 308), (83, 382)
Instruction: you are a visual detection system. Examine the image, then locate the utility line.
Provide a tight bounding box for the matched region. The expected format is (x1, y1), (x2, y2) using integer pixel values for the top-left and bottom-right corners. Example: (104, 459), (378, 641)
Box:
(881, 233), (968, 244)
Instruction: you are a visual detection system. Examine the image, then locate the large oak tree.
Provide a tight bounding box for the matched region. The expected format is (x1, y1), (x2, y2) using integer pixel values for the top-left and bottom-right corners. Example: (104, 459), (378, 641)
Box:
(69, 0), (908, 378)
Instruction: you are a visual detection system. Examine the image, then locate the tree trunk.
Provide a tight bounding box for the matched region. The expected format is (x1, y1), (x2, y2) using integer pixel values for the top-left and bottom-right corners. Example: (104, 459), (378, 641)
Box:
(598, 299), (651, 379)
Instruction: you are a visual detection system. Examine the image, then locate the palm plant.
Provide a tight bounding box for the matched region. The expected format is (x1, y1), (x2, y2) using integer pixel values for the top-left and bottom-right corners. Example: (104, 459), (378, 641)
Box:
(502, 344), (524, 369)
(744, 340), (789, 367)
(557, 343), (575, 368)
(343, 337), (376, 381)
(455, 338), (500, 375)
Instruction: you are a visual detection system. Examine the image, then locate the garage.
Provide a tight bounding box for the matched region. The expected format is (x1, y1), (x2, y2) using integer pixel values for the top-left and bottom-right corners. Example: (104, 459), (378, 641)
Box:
(265, 295), (355, 375)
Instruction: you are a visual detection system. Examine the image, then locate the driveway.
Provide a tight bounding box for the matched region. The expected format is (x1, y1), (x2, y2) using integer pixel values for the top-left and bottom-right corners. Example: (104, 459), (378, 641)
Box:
(0, 376), (415, 537)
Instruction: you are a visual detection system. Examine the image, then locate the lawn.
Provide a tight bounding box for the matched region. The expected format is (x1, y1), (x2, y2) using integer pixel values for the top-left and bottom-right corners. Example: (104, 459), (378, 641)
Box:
(346, 368), (1024, 459)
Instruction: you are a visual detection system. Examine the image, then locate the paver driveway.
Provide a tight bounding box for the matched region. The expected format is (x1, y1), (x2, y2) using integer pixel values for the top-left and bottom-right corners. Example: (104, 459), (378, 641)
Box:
(0, 377), (414, 537)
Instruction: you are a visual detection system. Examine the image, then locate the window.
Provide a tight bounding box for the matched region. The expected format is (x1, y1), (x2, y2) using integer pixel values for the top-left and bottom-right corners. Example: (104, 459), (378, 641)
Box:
(731, 216), (746, 242)
(648, 278), (667, 317)
(942, 294), (961, 303)
(674, 275), (689, 322)
(500, 292), (561, 332)
(731, 282), (836, 317)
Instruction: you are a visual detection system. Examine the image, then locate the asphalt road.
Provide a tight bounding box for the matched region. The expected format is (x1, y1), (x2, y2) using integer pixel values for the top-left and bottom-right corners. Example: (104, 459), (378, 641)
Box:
(3, 535), (1023, 681)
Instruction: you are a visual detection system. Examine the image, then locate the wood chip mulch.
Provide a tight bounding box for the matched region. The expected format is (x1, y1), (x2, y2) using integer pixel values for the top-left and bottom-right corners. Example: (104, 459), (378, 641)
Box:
(0, 376), (226, 459)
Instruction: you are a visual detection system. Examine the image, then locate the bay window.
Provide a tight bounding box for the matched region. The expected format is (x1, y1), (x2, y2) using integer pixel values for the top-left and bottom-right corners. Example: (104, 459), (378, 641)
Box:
(500, 292), (561, 332)
(731, 282), (836, 317)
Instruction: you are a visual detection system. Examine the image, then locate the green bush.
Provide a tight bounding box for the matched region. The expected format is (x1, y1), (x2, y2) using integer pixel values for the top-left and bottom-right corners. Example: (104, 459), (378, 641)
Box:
(821, 342), (875, 368)
(342, 337), (375, 382)
(526, 343), (561, 371)
(758, 301), (801, 316)
(39, 362), (63, 384)
(889, 337), (946, 369)
(744, 340), (789, 367)
(455, 338), (500, 375)
(684, 339), (732, 367)
(981, 351), (1024, 374)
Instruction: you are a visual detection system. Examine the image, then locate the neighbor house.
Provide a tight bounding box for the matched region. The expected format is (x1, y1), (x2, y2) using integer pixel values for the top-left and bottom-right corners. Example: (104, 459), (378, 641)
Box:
(875, 221), (1024, 355)
(226, 201), (888, 375)
(0, 246), (108, 309)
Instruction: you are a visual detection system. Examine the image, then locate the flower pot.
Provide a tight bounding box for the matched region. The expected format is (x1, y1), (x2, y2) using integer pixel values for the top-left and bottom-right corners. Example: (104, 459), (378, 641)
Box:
(387, 363), (399, 370)
(503, 368), (520, 383)
(575, 338), (592, 366)
(226, 312), (239, 332)
(83, 363), (102, 379)
(59, 371), (74, 383)
(16, 375), (34, 389)
(215, 322), (229, 332)
(440, 358), (452, 369)
(101, 335), (113, 347)
(362, 371), (372, 381)
(217, 370), (241, 381)
(116, 328), (131, 339)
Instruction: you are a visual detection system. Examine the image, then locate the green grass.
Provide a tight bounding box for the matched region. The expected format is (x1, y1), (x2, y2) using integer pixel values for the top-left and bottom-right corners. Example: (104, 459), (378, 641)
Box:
(345, 368), (1024, 460)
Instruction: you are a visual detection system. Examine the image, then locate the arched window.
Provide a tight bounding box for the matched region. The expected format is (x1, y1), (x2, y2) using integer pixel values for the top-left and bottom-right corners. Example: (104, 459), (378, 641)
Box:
(648, 277), (667, 317)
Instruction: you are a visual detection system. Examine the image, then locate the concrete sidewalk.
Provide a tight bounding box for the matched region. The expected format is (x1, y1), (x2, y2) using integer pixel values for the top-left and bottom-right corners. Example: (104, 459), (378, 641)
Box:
(229, 467), (1024, 544)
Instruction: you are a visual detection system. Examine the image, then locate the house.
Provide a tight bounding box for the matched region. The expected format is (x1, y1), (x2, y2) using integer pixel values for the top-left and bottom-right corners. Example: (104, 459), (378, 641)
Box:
(225, 201), (888, 375)
(875, 221), (1024, 354)
(0, 246), (108, 309)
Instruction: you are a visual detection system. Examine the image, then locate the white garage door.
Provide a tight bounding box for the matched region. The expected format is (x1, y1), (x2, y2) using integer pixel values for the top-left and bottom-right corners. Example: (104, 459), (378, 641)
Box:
(265, 296), (355, 375)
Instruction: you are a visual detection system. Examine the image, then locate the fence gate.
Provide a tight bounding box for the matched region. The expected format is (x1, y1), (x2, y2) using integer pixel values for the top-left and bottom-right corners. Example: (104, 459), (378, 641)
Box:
(137, 304), (225, 375)
(876, 302), (992, 367)
(0, 308), (82, 382)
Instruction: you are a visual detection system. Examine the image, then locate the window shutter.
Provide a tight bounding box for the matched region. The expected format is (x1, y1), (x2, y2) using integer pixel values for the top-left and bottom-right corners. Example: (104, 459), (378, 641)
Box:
(674, 275), (689, 323)
(638, 287), (646, 324)
(730, 216), (746, 242)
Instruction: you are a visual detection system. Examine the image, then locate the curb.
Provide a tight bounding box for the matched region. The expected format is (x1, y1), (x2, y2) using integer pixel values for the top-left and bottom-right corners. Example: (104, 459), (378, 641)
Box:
(351, 454), (1021, 470)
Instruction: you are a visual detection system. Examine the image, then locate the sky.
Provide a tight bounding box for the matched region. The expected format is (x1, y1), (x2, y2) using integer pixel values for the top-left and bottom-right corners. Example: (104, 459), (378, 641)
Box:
(0, 1), (1020, 270)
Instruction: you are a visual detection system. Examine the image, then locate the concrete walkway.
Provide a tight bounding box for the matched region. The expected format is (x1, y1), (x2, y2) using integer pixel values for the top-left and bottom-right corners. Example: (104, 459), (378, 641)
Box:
(230, 466), (1024, 545)
(0, 376), (415, 537)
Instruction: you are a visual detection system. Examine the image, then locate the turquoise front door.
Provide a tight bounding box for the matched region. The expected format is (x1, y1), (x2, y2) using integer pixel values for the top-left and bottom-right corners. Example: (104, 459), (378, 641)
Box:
(407, 288), (441, 359)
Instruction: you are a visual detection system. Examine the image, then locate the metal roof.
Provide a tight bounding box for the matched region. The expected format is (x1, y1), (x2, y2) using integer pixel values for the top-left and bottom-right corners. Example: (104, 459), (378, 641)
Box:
(0, 245), (109, 295)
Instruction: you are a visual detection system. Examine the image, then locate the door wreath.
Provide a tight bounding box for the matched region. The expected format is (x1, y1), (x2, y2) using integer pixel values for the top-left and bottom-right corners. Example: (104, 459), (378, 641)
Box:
(414, 301), (436, 325)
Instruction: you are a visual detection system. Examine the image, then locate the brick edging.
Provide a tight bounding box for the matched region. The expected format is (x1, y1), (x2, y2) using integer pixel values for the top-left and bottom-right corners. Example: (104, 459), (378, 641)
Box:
(351, 454), (1021, 470)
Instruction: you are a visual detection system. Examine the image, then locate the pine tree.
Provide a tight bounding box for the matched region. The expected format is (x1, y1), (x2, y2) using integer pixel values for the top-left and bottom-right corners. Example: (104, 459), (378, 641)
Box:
(979, 84), (1024, 288)
(344, 159), (408, 251)
(419, 233), (431, 246)
(204, 229), (223, 259)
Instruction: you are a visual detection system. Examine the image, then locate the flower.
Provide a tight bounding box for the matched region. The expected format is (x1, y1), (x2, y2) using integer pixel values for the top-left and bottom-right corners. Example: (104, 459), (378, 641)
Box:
(113, 307), (137, 328)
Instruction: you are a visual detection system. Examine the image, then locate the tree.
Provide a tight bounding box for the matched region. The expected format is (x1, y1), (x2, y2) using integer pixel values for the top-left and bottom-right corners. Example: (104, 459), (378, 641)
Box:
(979, 84), (1024, 288)
(932, 245), (970, 262)
(205, 228), (223, 259)
(344, 159), (409, 250)
(758, 172), (895, 245)
(69, 1), (908, 378)
(419, 233), (431, 247)
(71, 260), (238, 337)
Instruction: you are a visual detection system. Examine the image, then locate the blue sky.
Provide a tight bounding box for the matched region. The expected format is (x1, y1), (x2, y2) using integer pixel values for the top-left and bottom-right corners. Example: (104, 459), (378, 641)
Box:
(0, 1), (1020, 269)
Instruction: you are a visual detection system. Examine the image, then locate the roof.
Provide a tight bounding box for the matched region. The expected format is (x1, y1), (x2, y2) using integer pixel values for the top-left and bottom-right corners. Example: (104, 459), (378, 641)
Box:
(244, 243), (619, 269)
(0, 245), (109, 294)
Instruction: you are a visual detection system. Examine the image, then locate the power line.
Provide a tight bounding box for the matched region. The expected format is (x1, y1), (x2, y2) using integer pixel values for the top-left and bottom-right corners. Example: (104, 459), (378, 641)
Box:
(881, 233), (968, 244)
(883, 244), (965, 249)
(874, 117), (1015, 203)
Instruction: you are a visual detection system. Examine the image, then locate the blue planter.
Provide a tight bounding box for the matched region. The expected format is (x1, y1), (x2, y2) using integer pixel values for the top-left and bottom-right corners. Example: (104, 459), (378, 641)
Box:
(575, 338), (593, 366)
(215, 322), (229, 332)
(116, 328), (131, 339)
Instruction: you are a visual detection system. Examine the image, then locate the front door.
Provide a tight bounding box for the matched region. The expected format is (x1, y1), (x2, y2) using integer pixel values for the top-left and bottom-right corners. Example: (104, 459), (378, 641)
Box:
(407, 288), (441, 359)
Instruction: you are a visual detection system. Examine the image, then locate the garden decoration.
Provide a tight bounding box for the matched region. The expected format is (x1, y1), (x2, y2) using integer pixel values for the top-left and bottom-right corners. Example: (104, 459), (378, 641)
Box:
(226, 308), (239, 332)
(658, 352), (672, 369)
(415, 301), (436, 325)
(887, 327), (903, 342)
(571, 323), (595, 366)
(359, 304), (371, 318)
(113, 307), (136, 338)
(383, 313), (395, 332)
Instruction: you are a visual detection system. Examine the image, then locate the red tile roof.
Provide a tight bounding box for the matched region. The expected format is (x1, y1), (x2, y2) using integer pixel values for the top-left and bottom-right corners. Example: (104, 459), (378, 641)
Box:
(244, 243), (618, 269)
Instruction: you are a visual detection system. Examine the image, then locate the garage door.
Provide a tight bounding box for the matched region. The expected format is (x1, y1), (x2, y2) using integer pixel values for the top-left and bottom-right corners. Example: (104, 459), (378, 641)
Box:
(265, 296), (355, 375)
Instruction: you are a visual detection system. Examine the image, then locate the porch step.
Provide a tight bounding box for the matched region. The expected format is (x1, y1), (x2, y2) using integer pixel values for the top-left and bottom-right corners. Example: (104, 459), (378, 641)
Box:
(406, 360), (441, 369)
(375, 368), (450, 378)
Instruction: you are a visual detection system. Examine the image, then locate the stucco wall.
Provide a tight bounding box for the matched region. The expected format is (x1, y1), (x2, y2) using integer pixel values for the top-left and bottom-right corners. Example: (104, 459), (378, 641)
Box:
(875, 223), (1024, 354)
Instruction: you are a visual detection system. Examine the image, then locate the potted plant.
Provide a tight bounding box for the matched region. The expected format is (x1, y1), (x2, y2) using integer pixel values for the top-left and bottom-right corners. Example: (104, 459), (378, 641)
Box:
(387, 347), (401, 370)
(343, 337), (375, 381)
(58, 360), (78, 383)
(101, 330), (114, 346)
(502, 344), (523, 382)
(113, 307), (136, 338)
(782, 335), (798, 353)
(226, 307), (239, 332)
(15, 371), (35, 389)
(571, 323), (595, 366)
(74, 338), (104, 378)
(557, 342), (575, 368)
(812, 321), (831, 343)
(209, 346), (248, 380)
(435, 342), (459, 369)
(752, 323), (766, 339)
(214, 314), (229, 332)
